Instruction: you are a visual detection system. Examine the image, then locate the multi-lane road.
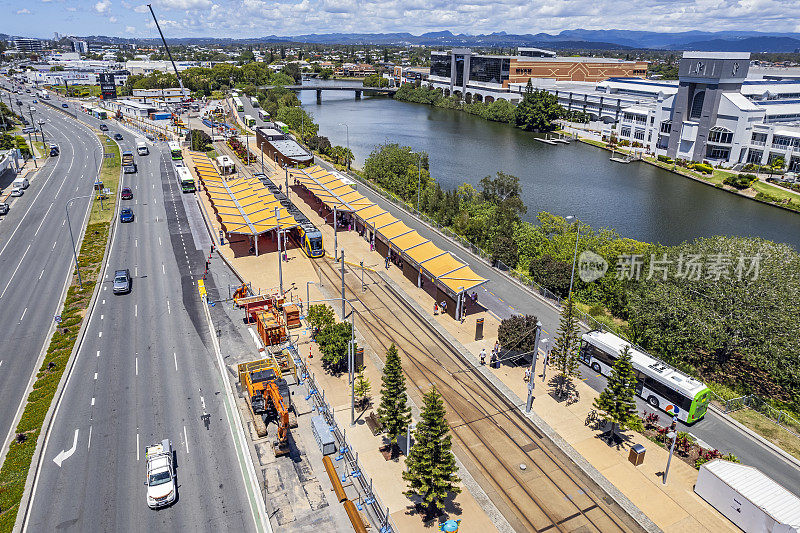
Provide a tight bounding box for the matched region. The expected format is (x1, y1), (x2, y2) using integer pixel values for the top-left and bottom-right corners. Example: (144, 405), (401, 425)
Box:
(1, 87), (259, 531)
(0, 86), (102, 460)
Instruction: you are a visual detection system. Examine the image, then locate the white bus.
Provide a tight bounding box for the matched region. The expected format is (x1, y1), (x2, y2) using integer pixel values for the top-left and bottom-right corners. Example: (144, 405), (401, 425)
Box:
(250, 96), (259, 108)
(243, 114), (256, 127)
(233, 97), (244, 112)
(176, 166), (195, 192)
(580, 330), (711, 424)
(168, 141), (182, 160)
(257, 109), (270, 121)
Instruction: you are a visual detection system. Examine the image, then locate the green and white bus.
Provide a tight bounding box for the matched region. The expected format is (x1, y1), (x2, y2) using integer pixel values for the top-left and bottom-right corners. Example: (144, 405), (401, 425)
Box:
(243, 114), (256, 127)
(177, 166), (195, 193)
(580, 330), (711, 424)
(233, 97), (244, 112)
(168, 141), (182, 161)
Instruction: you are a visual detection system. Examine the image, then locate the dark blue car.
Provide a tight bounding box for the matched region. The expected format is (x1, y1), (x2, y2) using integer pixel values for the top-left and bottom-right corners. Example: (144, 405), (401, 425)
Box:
(120, 207), (134, 223)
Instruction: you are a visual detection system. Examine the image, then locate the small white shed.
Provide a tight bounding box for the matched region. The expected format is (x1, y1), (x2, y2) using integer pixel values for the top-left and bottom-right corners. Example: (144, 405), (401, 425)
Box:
(695, 459), (800, 533)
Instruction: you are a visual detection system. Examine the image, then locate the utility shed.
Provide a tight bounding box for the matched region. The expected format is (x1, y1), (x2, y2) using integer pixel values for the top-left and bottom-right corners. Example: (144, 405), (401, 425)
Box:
(695, 459), (800, 533)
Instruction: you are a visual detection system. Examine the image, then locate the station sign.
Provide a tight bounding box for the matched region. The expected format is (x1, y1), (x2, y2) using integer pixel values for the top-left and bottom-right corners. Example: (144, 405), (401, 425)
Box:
(98, 73), (117, 100)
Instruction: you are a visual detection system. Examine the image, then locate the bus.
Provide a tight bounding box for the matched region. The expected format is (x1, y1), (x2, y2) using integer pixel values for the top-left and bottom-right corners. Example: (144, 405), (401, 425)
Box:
(91, 107), (108, 120)
(580, 330), (711, 424)
(243, 114), (256, 127)
(257, 109), (270, 122)
(168, 141), (182, 161)
(250, 96), (259, 108)
(176, 166), (195, 193)
(233, 97), (244, 112)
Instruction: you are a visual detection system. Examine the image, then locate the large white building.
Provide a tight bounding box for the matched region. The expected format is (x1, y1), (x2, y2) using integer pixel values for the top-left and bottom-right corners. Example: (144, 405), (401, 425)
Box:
(450, 51), (800, 169)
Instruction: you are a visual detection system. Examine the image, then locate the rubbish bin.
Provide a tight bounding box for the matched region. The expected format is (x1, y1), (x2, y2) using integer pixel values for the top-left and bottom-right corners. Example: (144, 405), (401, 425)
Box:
(628, 444), (646, 466)
(476, 317), (484, 340)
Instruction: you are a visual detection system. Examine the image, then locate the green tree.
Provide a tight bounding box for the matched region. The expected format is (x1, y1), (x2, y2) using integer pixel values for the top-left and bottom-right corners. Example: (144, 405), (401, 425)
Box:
(549, 298), (581, 400)
(354, 366), (372, 410)
(515, 80), (564, 132)
(377, 344), (411, 453)
(593, 346), (638, 442)
(186, 129), (212, 151)
(306, 304), (335, 334)
(528, 254), (572, 297)
(403, 386), (461, 520)
(315, 321), (353, 372)
(497, 314), (540, 359)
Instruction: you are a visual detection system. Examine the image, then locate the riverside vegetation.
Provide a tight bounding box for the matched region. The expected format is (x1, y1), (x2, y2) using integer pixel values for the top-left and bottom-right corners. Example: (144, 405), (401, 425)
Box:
(360, 142), (800, 413)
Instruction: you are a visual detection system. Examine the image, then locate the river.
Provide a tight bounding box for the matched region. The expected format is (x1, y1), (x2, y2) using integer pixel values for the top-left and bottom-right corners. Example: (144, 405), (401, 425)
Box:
(299, 80), (800, 249)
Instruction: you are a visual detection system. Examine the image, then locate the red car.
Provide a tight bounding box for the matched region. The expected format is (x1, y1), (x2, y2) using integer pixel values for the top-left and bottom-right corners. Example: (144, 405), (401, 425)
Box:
(121, 187), (133, 200)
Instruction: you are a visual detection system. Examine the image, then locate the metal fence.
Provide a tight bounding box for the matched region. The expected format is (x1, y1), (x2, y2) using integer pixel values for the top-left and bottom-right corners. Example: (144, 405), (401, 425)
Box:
(289, 344), (395, 533)
(723, 395), (800, 439)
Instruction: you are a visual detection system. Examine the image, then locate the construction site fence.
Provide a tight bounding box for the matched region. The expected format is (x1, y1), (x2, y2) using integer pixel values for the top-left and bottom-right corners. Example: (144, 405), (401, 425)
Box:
(723, 395), (800, 439)
(289, 344), (396, 533)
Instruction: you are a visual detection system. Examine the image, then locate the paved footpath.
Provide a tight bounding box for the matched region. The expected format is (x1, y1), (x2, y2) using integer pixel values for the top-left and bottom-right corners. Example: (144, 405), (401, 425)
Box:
(191, 144), (740, 533)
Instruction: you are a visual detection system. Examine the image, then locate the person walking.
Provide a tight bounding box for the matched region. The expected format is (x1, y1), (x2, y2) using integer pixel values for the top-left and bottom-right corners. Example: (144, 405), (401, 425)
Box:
(434, 302), (439, 315)
(480, 348), (486, 365)
(494, 341), (500, 356)
(385, 255), (390, 269)
(524, 367), (531, 383)
(490, 351), (498, 369)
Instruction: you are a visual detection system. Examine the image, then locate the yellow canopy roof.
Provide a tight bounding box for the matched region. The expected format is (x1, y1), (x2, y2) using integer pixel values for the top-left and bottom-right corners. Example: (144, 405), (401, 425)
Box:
(378, 220), (414, 241)
(391, 232), (429, 252)
(421, 253), (463, 278)
(405, 241), (444, 265)
(439, 265), (487, 293)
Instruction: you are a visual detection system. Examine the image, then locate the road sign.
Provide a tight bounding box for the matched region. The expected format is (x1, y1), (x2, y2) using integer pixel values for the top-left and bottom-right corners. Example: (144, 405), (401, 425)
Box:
(104, 153), (114, 158)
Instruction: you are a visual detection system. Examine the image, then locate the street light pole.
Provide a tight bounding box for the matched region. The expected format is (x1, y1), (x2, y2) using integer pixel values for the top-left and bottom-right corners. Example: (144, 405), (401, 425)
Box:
(525, 321), (543, 413)
(26, 131), (37, 168)
(275, 206), (283, 295)
(333, 205), (338, 261)
(66, 196), (92, 288)
(416, 154), (422, 212)
(663, 416), (678, 484)
(565, 216), (581, 304)
(338, 122), (349, 170)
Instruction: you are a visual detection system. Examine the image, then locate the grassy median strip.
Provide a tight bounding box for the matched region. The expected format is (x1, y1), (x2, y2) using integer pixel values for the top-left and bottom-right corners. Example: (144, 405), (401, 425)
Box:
(0, 134), (119, 531)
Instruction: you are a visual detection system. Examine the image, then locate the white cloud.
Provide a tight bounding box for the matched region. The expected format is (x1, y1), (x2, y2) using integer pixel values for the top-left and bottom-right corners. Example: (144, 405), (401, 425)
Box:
(153, 0), (212, 9)
(95, 0), (111, 13)
(134, 3), (149, 12)
(126, 25), (137, 33)
(109, 15), (118, 22)
(16, 8), (31, 14)
(66, 5), (76, 10)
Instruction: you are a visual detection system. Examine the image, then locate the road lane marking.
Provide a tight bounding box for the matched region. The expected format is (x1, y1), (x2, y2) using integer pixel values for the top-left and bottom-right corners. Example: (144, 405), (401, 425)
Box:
(39, 269), (45, 280)
(102, 299), (105, 304)
(162, 264), (165, 274)
(94, 373), (97, 380)
(87, 425), (92, 451)
(158, 237), (162, 246)
(135, 356), (138, 376)
(91, 397), (95, 406)
(174, 352), (178, 371)
(100, 314), (103, 320)
(135, 304), (137, 317)
(53, 241), (56, 250)
(96, 350), (100, 357)
(136, 433), (140, 460)
(98, 331), (102, 338)
(135, 239), (138, 248)
(52, 429), (79, 467)
(167, 300), (170, 314)
(184, 425), (189, 454)
(19, 308), (27, 322)
(33, 203), (54, 236)
(1, 243), (33, 298)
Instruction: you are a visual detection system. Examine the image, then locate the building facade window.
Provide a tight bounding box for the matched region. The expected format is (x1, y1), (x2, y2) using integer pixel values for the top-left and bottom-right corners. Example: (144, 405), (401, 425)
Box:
(746, 149), (763, 164)
(620, 126), (632, 137)
(708, 127), (733, 144)
(469, 56), (510, 85)
(660, 121), (672, 134)
(751, 132), (768, 146)
(634, 129), (646, 141)
(690, 90), (705, 118)
(706, 146), (730, 159)
(430, 54), (451, 78)
(622, 112), (647, 125)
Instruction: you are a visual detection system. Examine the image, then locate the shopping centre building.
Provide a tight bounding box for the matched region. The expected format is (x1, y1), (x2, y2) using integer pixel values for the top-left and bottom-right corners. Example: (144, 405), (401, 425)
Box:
(427, 49), (800, 169)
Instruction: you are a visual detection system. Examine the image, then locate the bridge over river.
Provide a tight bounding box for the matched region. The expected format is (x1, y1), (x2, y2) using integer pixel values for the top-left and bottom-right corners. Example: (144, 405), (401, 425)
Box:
(259, 84), (397, 100)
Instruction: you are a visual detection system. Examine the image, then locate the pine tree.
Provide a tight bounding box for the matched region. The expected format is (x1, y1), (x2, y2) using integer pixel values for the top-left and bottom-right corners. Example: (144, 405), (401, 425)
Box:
(377, 344), (411, 452)
(549, 298), (581, 399)
(593, 346), (638, 442)
(403, 386), (461, 520)
(354, 366), (372, 410)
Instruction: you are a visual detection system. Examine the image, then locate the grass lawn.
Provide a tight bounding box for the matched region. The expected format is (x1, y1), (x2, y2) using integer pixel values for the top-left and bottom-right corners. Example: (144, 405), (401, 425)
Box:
(751, 179), (800, 202)
(89, 135), (120, 224)
(730, 408), (800, 461)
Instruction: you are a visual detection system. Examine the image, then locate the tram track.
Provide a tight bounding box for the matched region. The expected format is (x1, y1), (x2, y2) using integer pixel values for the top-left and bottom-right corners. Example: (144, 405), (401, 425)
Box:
(316, 258), (646, 533)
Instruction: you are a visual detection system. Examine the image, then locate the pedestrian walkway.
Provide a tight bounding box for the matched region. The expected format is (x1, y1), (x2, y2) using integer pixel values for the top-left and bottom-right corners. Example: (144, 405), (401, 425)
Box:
(189, 142), (740, 533)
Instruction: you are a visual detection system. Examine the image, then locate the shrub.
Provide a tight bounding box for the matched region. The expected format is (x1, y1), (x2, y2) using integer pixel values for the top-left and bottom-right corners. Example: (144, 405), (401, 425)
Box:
(692, 163), (713, 174)
(723, 174), (756, 190)
(657, 155), (672, 163)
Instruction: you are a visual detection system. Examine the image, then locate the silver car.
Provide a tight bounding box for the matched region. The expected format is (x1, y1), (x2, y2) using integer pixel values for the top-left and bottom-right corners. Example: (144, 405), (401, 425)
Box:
(112, 269), (131, 294)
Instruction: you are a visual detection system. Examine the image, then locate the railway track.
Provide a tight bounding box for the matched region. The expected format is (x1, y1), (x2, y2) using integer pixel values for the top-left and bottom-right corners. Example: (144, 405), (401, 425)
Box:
(317, 259), (646, 533)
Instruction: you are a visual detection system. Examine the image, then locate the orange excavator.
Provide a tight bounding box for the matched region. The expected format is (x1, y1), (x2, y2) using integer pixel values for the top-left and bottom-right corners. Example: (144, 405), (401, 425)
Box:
(238, 359), (292, 456)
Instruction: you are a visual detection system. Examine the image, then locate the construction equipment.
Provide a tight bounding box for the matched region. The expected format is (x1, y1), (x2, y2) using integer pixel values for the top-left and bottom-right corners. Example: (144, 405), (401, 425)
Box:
(238, 357), (294, 456)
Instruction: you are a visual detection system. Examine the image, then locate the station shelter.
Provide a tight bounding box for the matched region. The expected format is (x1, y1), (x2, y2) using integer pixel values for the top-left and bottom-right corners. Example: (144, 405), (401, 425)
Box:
(291, 165), (487, 319)
(190, 151), (297, 256)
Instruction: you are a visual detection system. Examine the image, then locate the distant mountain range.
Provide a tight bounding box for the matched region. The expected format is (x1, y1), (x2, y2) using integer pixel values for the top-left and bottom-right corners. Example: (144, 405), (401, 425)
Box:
(12, 29), (800, 53)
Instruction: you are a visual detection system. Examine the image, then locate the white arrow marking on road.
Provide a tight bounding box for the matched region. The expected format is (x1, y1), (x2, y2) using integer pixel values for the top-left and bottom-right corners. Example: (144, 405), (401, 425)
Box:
(52, 429), (79, 467)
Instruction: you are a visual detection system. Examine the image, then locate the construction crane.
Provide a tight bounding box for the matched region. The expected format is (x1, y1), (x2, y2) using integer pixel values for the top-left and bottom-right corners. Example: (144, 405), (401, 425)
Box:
(147, 4), (188, 118)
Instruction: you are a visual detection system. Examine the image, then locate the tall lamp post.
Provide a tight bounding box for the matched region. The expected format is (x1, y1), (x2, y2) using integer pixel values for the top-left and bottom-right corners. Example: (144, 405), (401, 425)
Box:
(416, 153), (422, 212)
(565, 215), (581, 304)
(337, 122), (349, 170)
(66, 195), (93, 288)
(525, 321), (543, 413)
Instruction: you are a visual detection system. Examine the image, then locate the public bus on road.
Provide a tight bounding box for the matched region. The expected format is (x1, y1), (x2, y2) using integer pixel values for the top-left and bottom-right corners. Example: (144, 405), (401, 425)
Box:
(176, 166), (195, 193)
(243, 114), (256, 127)
(257, 109), (270, 122)
(250, 96), (259, 108)
(233, 97), (244, 112)
(580, 330), (711, 424)
(168, 141), (182, 161)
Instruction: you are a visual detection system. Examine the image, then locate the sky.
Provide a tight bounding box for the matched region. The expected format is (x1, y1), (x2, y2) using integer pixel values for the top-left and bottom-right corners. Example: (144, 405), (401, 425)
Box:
(2, 0), (800, 39)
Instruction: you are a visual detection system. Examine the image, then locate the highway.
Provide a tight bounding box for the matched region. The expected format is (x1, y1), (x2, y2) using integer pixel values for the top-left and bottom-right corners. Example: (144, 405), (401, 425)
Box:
(20, 103), (257, 531)
(0, 84), (102, 460)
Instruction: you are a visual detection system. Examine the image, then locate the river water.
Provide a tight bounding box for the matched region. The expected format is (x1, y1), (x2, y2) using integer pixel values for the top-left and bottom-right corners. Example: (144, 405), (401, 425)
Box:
(299, 80), (800, 249)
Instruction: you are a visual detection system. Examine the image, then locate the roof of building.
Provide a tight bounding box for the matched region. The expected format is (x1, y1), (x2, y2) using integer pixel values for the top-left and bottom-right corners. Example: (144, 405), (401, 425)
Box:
(723, 92), (762, 112)
(268, 139), (313, 160)
(683, 51), (750, 60)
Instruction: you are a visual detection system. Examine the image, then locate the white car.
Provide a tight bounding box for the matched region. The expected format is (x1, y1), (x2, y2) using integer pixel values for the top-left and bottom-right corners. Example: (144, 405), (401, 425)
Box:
(144, 439), (176, 508)
(10, 187), (23, 197)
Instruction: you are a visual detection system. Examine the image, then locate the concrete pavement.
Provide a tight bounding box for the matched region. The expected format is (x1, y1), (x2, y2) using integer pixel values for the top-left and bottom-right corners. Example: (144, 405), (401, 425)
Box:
(21, 109), (257, 531)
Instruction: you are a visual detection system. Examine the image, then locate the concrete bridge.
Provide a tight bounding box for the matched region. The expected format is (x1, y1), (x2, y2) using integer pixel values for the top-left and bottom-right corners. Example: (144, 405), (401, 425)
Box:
(258, 84), (397, 100)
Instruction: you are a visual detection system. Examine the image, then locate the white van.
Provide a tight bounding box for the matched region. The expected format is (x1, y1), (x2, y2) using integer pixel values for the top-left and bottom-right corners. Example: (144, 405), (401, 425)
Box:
(137, 140), (149, 156)
(12, 177), (29, 189)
